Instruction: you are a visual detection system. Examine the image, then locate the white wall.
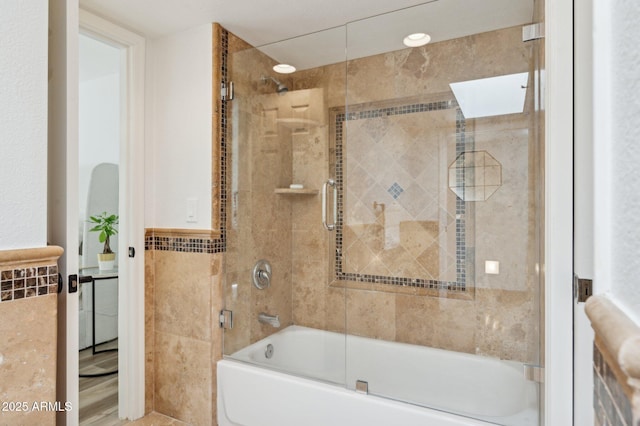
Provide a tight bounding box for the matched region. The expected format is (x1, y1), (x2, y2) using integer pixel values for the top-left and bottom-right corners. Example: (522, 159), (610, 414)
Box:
(596, 0), (640, 324)
(609, 1), (640, 324)
(145, 24), (212, 230)
(79, 34), (120, 221)
(79, 73), (120, 220)
(0, 1), (49, 250)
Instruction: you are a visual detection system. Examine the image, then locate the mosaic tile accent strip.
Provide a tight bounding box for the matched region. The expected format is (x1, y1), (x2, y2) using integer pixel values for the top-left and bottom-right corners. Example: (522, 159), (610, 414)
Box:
(387, 182), (404, 200)
(145, 234), (224, 253)
(145, 29), (229, 254)
(0, 265), (58, 303)
(455, 108), (469, 286)
(219, 27), (229, 251)
(333, 99), (470, 292)
(593, 343), (635, 426)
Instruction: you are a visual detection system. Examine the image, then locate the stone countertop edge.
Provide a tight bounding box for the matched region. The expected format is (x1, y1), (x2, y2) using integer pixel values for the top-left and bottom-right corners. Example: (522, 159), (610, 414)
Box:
(585, 294), (640, 389)
(0, 246), (64, 266)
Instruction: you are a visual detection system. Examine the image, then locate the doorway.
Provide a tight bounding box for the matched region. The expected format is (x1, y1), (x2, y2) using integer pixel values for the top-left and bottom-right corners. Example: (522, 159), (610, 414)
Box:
(78, 32), (121, 424)
(76, 9), (147, 422)
(49, 7), (146, 424)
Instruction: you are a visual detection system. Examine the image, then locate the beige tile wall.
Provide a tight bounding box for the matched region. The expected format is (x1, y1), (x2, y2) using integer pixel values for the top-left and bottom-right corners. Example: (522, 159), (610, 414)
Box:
(223, 31), (298, 355)
(586, 296), (640, 425)
(145, 245), (223, 425)
(290, 26), (541, 363)
(0, 247), (62, 426)
(0, 295), (58, 426)
(224, 25), (542, 367)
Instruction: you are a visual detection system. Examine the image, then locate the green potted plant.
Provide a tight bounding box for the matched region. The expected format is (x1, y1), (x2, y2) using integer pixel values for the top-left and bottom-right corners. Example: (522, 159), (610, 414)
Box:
(88, 211), (119, 270)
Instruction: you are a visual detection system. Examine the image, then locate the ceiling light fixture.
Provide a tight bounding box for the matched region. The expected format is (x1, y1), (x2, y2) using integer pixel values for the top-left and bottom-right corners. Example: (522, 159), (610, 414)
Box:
(273, 64), (296, 74)
(403, 32), (431, 47)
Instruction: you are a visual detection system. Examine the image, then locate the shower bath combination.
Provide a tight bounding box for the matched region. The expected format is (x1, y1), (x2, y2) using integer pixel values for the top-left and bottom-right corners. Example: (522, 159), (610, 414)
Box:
(222, 1), (544, 425)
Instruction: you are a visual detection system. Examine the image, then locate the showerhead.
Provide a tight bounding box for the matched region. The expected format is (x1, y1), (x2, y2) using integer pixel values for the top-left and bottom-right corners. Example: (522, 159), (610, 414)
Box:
(262, 75), (289, 94)
(275, 81), (289, 94)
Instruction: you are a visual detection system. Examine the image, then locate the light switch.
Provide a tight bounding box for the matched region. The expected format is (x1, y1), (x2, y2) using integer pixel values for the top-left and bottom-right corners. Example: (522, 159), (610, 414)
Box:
(187, 198), (198, 223)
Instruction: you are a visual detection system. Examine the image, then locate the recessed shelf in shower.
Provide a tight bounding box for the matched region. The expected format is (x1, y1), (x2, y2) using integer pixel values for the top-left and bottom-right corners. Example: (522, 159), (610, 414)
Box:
(274, 188), (319, 195)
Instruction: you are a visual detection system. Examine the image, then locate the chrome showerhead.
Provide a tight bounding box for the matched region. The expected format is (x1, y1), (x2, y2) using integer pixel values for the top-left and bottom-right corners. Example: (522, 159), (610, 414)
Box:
(261, 75), (289, 94)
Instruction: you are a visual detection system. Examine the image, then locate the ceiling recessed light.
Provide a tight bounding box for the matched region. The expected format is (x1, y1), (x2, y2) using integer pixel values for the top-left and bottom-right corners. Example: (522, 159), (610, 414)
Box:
(273, 64), (296, 74)
(403, 32), (431, 47)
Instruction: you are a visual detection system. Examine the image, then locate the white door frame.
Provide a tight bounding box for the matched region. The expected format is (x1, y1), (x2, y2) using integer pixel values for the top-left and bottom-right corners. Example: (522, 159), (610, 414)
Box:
(573, 0), (596, 424)
(545, 0), (574, 424)
(79, 9), (146, 421)
(49, 1), (80, 424)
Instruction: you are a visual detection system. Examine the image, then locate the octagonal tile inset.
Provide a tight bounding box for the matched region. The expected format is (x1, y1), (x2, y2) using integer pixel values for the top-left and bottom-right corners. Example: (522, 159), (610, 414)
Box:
(448, 150), (502, 201)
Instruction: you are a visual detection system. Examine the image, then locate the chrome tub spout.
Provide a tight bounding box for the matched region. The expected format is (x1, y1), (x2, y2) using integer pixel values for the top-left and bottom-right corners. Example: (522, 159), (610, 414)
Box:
(258, 312), (280, 328)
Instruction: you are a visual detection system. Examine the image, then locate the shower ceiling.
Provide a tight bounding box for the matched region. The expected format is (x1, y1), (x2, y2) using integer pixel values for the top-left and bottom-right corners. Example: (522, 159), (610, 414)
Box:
(80, 1), (533, 66)
(259, 0), (533, 71)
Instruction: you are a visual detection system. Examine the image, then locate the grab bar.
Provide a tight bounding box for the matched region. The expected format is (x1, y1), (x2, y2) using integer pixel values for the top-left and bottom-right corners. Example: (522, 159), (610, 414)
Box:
(322, 179), (337, 231)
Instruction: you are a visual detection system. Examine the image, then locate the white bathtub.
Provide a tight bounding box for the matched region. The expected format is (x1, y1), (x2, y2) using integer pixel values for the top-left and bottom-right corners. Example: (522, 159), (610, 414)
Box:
(217, 325), (538, 426)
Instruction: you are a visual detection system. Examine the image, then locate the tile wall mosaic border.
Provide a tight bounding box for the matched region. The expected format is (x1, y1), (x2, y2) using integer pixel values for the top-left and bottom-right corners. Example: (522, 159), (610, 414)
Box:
(594, 342), (635, 426)
(586, 295), (640, 426)
(332, 98), (471, 292)
(219, 27), (229, 251)
(0, 264), (59, 303)
(145, 233), (224, 253)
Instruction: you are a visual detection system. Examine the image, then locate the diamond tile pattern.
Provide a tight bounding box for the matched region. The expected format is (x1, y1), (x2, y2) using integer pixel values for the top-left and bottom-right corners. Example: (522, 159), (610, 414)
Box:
(340, 103), (465, 286)
(387, 182), (404, 199)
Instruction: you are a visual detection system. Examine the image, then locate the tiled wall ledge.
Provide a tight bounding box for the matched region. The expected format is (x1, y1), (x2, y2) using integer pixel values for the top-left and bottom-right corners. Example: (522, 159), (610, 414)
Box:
(586, 295), (640, 426)
(0, 245), (63, 265)
(0, 246), (64, 303)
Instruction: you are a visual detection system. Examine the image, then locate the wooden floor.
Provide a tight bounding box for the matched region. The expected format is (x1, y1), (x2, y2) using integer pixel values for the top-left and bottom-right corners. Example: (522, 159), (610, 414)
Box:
(79, 339), (125, 426)
(78, 340), (189, 426)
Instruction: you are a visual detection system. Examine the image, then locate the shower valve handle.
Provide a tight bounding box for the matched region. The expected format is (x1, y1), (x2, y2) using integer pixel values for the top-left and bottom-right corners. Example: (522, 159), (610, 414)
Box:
(252, 259), (272, 290)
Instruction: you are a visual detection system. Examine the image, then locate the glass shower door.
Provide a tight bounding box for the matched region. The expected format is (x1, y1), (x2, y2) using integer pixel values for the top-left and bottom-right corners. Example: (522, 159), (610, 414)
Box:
(219, 1), (544, 423)
(222, 25), (349, 387)
(341, 3), (544, 425)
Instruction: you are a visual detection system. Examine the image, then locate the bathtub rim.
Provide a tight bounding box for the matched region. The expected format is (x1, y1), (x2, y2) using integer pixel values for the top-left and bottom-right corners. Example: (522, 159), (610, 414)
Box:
(222, 325), (539, 425)
(217, 357), (503, 426)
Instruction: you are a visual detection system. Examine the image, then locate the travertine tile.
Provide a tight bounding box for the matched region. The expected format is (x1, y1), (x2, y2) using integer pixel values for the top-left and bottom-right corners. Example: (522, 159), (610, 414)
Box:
(346, 289), (396, 341)
(154, 251), (212, 341)
(0, 295), (57, 426)
(226, 23), (540, 365)
(475, 288), (535, 361)
(396, 294), (477, 353)
(154, 332), (212, 426)
(144, 250), (155, 414)
(292, 260), (328, 329)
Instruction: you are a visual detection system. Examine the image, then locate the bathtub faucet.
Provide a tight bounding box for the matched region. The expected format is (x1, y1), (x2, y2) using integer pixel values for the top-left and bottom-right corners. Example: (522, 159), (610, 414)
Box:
(258, 312), (281, 328)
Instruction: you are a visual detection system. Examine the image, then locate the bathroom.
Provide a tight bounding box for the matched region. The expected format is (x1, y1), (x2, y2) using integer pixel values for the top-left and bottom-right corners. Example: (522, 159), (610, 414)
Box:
(81, 0), (636, 424)
(218, 0), (542, 423)
(3, 0), (640, 425)
(148, 1), (546, 424)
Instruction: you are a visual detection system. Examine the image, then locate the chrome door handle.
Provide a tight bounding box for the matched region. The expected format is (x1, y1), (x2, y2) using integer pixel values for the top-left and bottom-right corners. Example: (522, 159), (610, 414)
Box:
(322, 179), (337, 231)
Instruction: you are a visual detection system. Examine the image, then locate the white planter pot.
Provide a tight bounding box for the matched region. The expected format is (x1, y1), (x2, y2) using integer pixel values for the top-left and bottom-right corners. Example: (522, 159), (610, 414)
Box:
(97, 253), (116, 271)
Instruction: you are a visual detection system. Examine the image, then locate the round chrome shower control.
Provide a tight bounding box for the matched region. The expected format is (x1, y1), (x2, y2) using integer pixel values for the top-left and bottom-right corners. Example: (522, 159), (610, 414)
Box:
(265, 343), (274, 359)
(252, 259), (272, 289)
